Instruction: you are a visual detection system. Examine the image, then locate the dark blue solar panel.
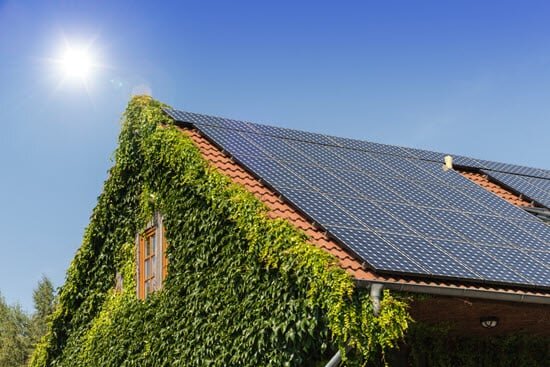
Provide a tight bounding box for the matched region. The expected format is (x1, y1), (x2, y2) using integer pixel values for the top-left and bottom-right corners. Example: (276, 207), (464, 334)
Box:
(327, 195), (412, 234)
(330, 170), (407, 202)
(195, 125), (268, 158)
(527, 250), (550, 269)
(399, 147), (447, 162)
(383, 203), (465, 241)
(452, 155), (484, 168)
(413, 160), (474, 187)
(469, 214), (547, 251)
(236, 156), (309, 190)
(244, 133), (306, 162)
(283, 163), (351, 195)
(477, 160), (546, 178)
(523, 176), (550, 191)
(511, 220), (550, 244)
(374, 155), (439, 182)
(333, 149), (402, 176)
(278, 189), (363, 228)
(379, 233), (480, 279)
(480, 246), (549, 286)
(250, 124), (337, 145)
(420, 182), (494, 213)
(329, 136), (412, 157)
(484, 170), (550, 208)
(460, 187), (536, 220)
(165, 108), (254, 131)
(327, 227), (428, 273)
(427, 209), (510, 246)
(433, 240), (530, 285)
(285, 141), (359, 171)
(376, 177), (454, 209)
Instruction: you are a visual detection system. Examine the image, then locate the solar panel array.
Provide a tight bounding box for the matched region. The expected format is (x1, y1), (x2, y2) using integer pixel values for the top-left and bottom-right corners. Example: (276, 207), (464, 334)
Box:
(480, 170), (550, 208)
(165, 108), (550, 289)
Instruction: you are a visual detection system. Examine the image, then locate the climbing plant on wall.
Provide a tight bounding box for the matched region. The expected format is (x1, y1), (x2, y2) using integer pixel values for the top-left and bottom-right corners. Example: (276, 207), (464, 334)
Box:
(30, 96), (411, 367)
(405, 322), (550, 367)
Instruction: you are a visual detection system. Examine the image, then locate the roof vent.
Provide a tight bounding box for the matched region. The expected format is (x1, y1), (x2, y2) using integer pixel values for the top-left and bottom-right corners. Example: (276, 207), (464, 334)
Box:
(443, 155), (454, 171)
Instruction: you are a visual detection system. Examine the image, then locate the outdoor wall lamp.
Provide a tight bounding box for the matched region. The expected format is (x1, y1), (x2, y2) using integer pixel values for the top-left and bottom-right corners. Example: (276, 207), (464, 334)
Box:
(480, 316), (499, 328)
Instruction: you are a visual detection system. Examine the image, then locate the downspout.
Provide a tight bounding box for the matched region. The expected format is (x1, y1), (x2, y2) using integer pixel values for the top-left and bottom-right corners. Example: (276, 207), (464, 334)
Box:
(370, 283), (384, 316)
(324, 350), (342, 367)
(324, 283), (384, 367)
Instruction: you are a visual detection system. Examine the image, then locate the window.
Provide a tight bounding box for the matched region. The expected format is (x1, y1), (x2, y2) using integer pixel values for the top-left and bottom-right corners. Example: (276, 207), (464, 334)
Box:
(137, 214), (168, 299)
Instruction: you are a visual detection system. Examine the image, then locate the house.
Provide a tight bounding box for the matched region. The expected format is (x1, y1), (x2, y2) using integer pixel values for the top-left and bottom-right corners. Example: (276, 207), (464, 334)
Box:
(32, 96), (549, 367)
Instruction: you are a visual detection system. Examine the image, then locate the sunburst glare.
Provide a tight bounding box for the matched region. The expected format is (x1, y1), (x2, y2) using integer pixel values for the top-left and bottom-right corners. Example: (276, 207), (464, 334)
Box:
(49, 37), (101, 91)
(59, 46), (94, 80)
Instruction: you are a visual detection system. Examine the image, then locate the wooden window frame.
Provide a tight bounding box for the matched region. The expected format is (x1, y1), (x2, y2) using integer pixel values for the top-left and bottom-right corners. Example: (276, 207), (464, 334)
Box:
(137, 213), (169, 299)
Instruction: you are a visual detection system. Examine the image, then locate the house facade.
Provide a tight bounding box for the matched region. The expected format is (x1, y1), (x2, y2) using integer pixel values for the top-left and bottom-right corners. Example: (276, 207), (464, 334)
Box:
(32, 96), (549, 367)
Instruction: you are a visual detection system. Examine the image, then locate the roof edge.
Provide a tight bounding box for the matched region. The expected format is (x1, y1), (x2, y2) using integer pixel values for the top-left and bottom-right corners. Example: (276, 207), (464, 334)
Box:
(355, 279), (550, 305)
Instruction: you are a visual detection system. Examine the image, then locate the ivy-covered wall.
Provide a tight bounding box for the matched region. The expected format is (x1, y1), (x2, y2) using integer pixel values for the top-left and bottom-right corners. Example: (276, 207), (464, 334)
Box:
(406, 323), (550, 367)
(30, 96), (410, 367)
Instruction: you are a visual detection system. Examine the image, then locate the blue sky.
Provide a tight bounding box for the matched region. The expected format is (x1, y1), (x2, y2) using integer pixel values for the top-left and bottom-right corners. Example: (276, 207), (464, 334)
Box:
(1, 0), (549, 311)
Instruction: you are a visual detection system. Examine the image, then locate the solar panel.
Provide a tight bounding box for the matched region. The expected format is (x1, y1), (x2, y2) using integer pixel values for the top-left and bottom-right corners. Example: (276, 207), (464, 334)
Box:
(378, 233), (480, 279)
(235, 156), (309, 190)
(477, 159), (547, 178)
(195, 125), (268, 158)
(165, 108), (254, 132)
(278, 189), (363, 228)
(328, 195), (412, 234)
(383, 203), (465, 241)
(528, 251), (550, 269)
(286, 142), (359, 171)
(166, 108), (550, 289)
(399, 147), (447, 162)
(327, 227), (429, 274)
(284, 163), (352, 195)
(432, 240), (530, 285)
(524, 176), (550, 191)
(483, 170), (550, 208)
(481, 246), (550, 286)
(426, 209), (510, 245)
(419, 182), (493, 213)
(510, 219), (550, 244)
(327, 135), (414, 157)
(331, 170), (408, 202)
(331, 149), (403, 176)
(469, 214), (547, 251)
(376, 177), (454, 209)
(250, 123), (337, 145)
(460, 187), (536, 220)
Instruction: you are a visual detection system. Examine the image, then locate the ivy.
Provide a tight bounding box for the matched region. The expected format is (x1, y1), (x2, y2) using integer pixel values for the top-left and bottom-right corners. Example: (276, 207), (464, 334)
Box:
(406, 323), (550, 367)
(30, 96), (411, 366)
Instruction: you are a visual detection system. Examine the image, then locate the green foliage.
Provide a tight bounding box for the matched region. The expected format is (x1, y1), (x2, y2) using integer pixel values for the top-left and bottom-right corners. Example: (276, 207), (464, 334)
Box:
(0, 277), (55, 367)
(31, 276), (56, 344)
(30, 96), (412, 366)
(0, 296), (32, 367)
(406, 322), (550, 367)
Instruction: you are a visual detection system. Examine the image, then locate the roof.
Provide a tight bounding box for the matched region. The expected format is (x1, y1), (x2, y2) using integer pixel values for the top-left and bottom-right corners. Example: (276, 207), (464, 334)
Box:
(165, 108), (550, 301)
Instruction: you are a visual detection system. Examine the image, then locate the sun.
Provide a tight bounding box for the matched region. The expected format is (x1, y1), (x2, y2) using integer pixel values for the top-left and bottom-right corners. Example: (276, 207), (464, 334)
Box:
(60, 46), (93, 80)
(50, 40), (99, 85)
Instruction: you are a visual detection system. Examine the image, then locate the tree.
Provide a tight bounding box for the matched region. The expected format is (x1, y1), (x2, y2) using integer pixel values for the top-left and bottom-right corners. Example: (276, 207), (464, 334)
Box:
(0, 276), (55, 367)
(30, 276), (55, 343)
(0, 294), (32, 367)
